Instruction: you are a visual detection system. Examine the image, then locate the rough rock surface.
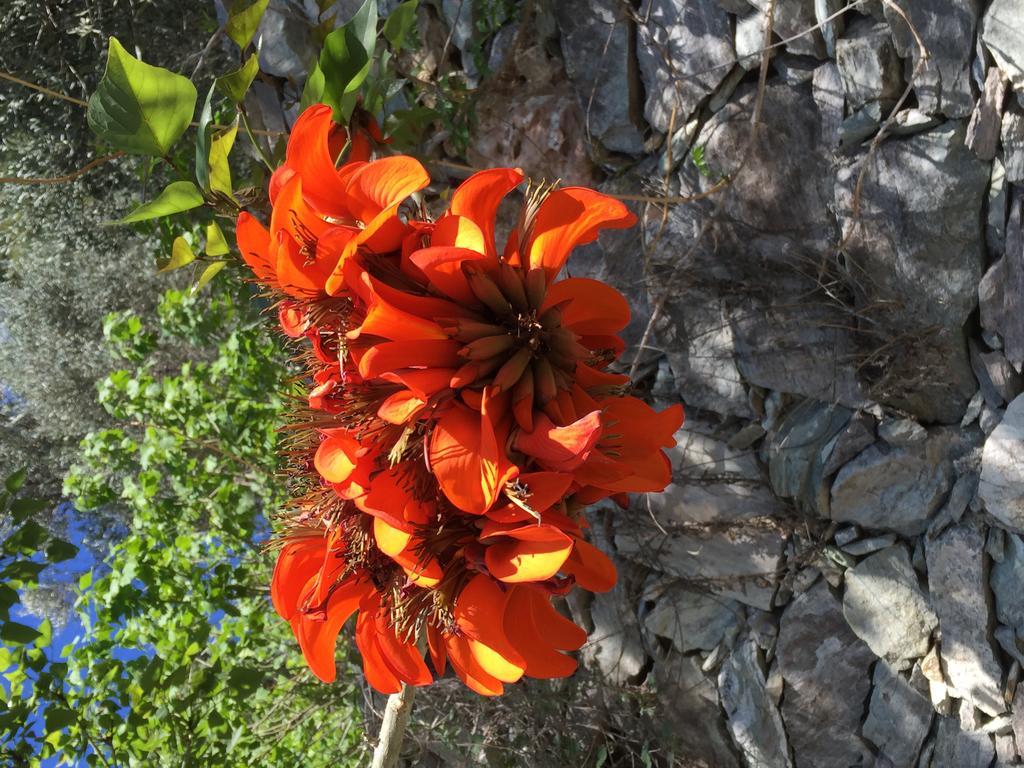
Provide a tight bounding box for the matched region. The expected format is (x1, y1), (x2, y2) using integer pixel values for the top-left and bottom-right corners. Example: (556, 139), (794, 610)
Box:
(884, 0), (978, 118)
(834, 18), (903, 110)
(926, 520), (1005, 716)
(991, 531), (1024, 634)
(983, 0), (1024, 92)
(980, 394), (1024, 533)
(643, 580), (741, 652)
(843, 545), (938, 663)
(835, 122), (989, 423)
(636, 0), (735, 132)
(862, 661), (934, 768)
(718, 638), (792, 767)
(777, 582), (875, 767)
(553, 0), (645, 154)
(829, 433), (954, 535)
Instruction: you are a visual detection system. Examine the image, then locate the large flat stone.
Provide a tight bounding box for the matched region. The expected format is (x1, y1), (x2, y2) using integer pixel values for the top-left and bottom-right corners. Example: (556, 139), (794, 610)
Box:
(636, 0), (735, 133)
(982, 0), (1024, 93)
(835, 122), (989, 423)
(718, 638), (792, 768)
(926, 519), (1006, 716)
(980, 190), (1024, 371)
(777, 581), (875, 768)
(843, 545), (938, 663)
(991, 531), (1024, 634)
(884, 0), (979, 118)
(979, 394), (1024, 533)
(863, 661), (934, 768)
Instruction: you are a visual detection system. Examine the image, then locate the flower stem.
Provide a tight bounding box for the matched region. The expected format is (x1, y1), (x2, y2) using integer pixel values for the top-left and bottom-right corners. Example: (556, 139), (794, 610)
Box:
(371, 683), (416, 768)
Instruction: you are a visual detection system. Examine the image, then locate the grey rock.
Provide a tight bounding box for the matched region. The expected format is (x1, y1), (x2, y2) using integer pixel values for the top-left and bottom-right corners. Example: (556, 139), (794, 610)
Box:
(767, 399), (852, 515)
(931, 709), (996, 767)
(979, 190), (1024, 371)
(981, 404), (1006, 435)
(1012, 685), (1024, 758)
(982, 0), (1024, 93)
(576, 559), (649, 685)
(616, 520), (785, 610)
(747, 0), (827, 57)
(835, 18), (903, 110)
(777, 581), (875, 768)
(979, 350), (1024, 403)
(835, 122), (989, 423)
(889, 108), (944, 135)
(994, 625), (1024, 668)
(843, 545), (938, 663)
(650, 653), (742, 767)
(718, 638), (792, 768)
(648, 81), (871, 415)
(879, 418), (927, 447)
(815, 0), (844, 57)
(988, 158), (1009, 259)
(980, 394), (1024, 533)
(841, 533), (898, 555)
(644, 582), (742, 652)
(839, 101), (882, 148)
(972, 341), (1010, 409)
(926, 520), (1006, 716)
(772, 53), (819, 86)
(927, 471), (979, 538)
(830, 433), (955, 536)
(967, 67), (1009, 161)
(636, 0), (735, 132)
(988, 527), (1007, 563)
(717, 0), (752, 11)
(963, 391), (986, 428)
(727, 422), (766, 450)
(821, 411), (877, 476)
(834, 525), (860, 547)
(554, 0), (645, 154)
(992, 533), (1024, 633)
(652, 421), (786, 525)
(708, 65), (747, 113)
(1003, 106), (1024, 182)
(812, 61), (845, 147)
(736, 10), (767, 71)
(994, 732), (1017, 765)
(884, 0), (978, 118)
(863, 661), (934, 768)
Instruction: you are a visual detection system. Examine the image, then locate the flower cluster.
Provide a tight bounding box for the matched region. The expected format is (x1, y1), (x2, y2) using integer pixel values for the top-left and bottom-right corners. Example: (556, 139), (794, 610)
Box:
(238, 104), (684, 695)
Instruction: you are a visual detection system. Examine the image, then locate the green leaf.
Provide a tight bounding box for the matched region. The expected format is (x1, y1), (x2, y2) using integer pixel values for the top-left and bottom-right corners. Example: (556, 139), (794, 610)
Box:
(193, 261), (226, 293)
(205, 221), (230, 257)
(383, 0), (418, 52)
(319, 26), (370, 122)
(4, 519), (45, 551)
(87, 37), (197, 156)
(216, 54), (260, 103)
(0, 585), (17, 612)
(78, 571), (93, 591)
(35, 619), (52, 649)
(300, 62), (326, 112)
(1, 561), (45, 584)
(225, 0), (270, 50)
(10, 498), (47, 524)
(4, 468), (26, 493)
(46, 538), (78, 564)
(195, 84), (216, 191)
(350, 0), (379, 59)
(45, 706), (75, 733)
(159, 237), (196, 273)
(208, 123), (238, 197)
(118, 181), (205, 223)
(0, 621), (42, 645)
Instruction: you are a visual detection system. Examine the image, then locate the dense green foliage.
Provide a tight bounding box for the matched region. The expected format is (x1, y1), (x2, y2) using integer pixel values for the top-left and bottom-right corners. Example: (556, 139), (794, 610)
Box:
(3, 284), (366, 766)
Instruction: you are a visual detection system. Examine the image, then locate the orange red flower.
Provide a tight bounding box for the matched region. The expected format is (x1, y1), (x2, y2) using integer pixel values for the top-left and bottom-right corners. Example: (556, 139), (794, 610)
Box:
(244, 104), (683, 696)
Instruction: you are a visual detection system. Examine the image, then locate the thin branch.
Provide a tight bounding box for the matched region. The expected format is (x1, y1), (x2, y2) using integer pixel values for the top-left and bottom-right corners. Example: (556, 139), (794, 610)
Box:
(372, 684), (417, 768)
(0, 152), (125, 185)
(0, 69), (88, 107)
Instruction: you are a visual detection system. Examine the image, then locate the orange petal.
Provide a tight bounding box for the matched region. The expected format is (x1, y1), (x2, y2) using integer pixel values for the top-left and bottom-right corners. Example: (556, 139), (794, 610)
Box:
(271, 537), (324, 620)
(429, 401), (507, 514)
(283, 104), (352, 218)
(357, 340), (462, 379)
(373, 516), (413, 556)
(431, 214), (487, 253)
(528, 588), (588, 651)
(236, 212), (275, 282)
(525, 188), (636, 280)
(373, 615), (433, 686)
(445, 633), (505, 696)
(484, 526), (574, 583)
(504, 586), (579, 679)
(427, 624), (448, 677)
(449, 168), (525, 258)
(563, 537), (617, 593)
(512, 410), (602, 472)
(377, 389), (427, 424)
(409, 246), (490, 305)
(542, 277), (630, 336)
(313, 432), (361, 484)
(296, 578), (365, 683)
(344, 155), (430, 225)
(355, 611), (403, 694)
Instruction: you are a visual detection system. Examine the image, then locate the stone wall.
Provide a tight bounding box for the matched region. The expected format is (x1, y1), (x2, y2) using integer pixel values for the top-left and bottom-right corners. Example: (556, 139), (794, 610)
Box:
(243, 0), (1024, 763)
(544, 0), (1024, 765)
